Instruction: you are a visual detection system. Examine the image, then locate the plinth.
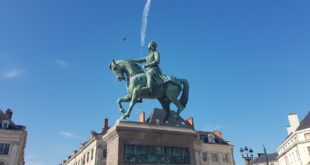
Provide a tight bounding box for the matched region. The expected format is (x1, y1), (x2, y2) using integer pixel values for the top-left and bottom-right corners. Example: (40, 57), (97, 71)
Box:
(103, 120), (197, 165)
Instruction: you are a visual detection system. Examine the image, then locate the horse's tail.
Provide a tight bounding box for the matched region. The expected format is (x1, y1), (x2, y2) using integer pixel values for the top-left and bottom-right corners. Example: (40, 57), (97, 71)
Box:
(179, 79), (189, 108)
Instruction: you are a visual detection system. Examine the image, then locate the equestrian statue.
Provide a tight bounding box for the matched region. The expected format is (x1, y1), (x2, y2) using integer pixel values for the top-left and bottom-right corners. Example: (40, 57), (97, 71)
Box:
(109, 41), (189, 121)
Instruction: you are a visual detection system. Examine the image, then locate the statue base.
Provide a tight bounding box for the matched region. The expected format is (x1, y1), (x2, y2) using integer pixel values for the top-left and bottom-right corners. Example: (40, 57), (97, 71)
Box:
(103, 120), (197, 165)
(146, 108), (193, 128)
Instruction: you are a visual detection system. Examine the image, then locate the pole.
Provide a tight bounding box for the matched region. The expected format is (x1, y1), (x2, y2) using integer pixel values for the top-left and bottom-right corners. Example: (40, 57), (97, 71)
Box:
(263, 145), (269, 165)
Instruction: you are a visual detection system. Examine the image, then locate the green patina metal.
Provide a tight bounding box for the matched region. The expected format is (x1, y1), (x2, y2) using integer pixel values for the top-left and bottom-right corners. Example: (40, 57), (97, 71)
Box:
(129, 41), (163, 93)
(124, 144), (190, 164)
(109, 41), (189, 122)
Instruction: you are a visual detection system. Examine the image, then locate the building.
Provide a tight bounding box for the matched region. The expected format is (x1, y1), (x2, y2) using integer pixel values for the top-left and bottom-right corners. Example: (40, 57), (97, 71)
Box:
(253, 153), (278, 165)
(0, 108), (27, 165)
(194, 130), (235, 165)
(62, 113), (235, 165)
(277, 112), (310, 165)
(61, 119), (109, 165)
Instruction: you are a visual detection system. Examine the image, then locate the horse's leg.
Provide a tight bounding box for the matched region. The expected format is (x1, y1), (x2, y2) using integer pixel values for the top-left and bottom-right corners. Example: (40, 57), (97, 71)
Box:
(122, 88), (141, 119)
(166, 85), (184, 115)
(158, 97), (171, 123)
(117, 95), (131, 114)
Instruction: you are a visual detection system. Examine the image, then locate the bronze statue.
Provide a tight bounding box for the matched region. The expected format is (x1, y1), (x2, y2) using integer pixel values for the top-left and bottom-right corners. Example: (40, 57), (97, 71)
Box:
(129, 41), (163, 93)
(109, 41), (189, 121)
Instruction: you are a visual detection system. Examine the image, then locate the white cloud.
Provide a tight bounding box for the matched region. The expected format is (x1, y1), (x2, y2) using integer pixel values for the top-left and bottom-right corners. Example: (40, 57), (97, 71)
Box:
(61, 131), (81, 139)
(140, 0), (152, 47)
(0, 52), (26, 80)
(56, 59), (68, 69)
(55, 59), (79, 70)
(2, 68), (25, 79)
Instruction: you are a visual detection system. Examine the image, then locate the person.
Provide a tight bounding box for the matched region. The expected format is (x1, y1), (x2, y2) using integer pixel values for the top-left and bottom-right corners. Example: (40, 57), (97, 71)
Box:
(130, 41), (163, 93)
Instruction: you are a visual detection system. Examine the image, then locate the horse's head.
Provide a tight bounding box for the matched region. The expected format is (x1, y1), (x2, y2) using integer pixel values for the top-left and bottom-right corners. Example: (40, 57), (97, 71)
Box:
(109, 60), (126, 81)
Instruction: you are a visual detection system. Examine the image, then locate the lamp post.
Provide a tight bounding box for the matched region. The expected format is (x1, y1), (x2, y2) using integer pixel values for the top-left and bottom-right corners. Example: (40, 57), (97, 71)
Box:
(263, 145), (269, 165)
(240, 146), (254, 165)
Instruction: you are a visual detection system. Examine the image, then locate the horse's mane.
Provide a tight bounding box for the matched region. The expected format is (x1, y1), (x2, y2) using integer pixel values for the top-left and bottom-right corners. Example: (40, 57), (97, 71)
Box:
(116, 60), (143, 73)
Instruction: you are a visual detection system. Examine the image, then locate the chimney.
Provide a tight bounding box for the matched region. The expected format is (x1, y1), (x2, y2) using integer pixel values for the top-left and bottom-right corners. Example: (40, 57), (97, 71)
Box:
(5, 108), (13, 120)
(186, 117), (194, 128)
(213, 130), (223, 139)
(287, 113), (300, 135)
(139, 112), (145, 123)
(104, 118), (109, 131)
(286, 126), (293, 135)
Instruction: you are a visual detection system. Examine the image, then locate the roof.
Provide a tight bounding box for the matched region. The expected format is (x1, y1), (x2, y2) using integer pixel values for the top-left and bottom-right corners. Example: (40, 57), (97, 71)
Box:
(254, 153), (278, 163)
(197, 131), (230, 145)
(296, 112), (310, 131)
(0, 109), (25, 130)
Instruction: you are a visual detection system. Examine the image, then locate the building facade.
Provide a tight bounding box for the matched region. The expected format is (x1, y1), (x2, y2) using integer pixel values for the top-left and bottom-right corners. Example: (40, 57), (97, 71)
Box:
(194, 131), (235, 165)
(277, 112), (310, 165)
(62, 132), (107, 165)
(61, 119), (109, 165)
(0, 109), (27, 165)
(62, 117), (235, 165)
(253, 153), (278, 165)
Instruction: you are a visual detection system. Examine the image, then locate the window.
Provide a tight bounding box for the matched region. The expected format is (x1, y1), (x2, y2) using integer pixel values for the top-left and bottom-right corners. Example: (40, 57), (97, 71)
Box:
(223, 153), (229, 162)
(91, 149), (94, 160)
(102, 149), (107, 159)
(208, 134), (215, 143)
(1, 121), (9, 128)
(0, 144), (10, 155)
(296, 150), (300, 162)
(211, 153), (218, 162)
(202, 152), (208, 161)
(292, 152), (296, 162)
(305, 133), (310, 140)
(200, 135), (208, 143)
(87, 152), (89, 162)
(285, 155), (289, 165)
(308, 146), (310, 157)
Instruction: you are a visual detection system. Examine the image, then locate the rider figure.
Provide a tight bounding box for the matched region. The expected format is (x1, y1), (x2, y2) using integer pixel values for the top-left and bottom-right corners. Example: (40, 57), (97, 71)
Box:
(130, 41), (162, 93)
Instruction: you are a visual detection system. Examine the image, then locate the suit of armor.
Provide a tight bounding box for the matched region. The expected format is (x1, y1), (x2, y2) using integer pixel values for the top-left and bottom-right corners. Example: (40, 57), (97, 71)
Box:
(130, 41), (162, 92)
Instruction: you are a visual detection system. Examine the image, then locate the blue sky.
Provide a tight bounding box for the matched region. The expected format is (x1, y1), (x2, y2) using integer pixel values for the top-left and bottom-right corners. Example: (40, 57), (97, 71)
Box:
(1, 0), (310, 164)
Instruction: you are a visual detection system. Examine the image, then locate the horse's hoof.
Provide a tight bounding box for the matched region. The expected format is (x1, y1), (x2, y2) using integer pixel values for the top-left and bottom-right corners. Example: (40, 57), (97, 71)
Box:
(120, 109), (126, 114)
(124, 114), (130, 118)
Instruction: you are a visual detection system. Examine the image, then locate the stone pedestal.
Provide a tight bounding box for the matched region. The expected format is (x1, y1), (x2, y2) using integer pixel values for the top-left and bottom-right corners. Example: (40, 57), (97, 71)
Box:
(103, 120), (197, 165)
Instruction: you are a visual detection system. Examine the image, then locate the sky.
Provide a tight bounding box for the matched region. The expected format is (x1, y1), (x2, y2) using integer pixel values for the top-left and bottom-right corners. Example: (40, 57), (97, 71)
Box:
(0, 0), (310, 165)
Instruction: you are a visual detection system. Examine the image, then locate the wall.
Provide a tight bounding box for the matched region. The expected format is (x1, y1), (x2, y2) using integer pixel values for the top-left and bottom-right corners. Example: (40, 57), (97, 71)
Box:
(0, 129), (27, 165)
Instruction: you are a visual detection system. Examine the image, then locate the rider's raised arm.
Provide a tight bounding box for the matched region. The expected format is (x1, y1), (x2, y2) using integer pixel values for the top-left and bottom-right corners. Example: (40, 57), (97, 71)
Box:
(130, 57), (147, 63)
(145, 52), (160, 67)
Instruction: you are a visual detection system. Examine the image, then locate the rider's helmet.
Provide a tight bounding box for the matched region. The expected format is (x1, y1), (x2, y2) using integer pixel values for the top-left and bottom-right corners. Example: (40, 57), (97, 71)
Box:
(148, 41), (157, 50)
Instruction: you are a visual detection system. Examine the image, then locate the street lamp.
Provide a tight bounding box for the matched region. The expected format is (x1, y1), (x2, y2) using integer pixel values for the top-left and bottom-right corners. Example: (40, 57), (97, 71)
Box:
(240, 146), (254, 165)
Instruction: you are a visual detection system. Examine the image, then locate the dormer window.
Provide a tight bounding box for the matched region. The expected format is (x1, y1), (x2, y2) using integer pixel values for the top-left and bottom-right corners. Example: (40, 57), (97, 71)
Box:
(1, 120), (9, 128)
(208, 134), (215, 143)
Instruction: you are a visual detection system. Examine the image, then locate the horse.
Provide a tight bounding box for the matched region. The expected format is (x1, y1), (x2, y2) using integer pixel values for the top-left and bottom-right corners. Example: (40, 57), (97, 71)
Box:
(109, 59), (189, 121)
